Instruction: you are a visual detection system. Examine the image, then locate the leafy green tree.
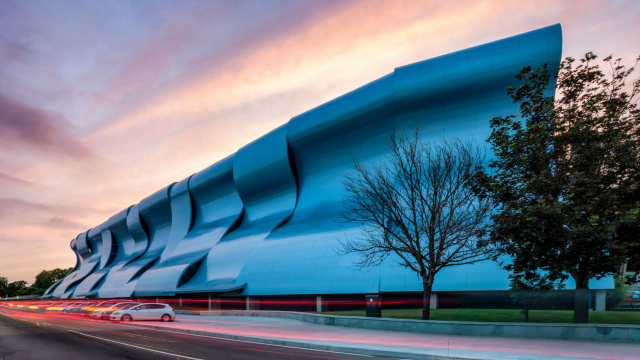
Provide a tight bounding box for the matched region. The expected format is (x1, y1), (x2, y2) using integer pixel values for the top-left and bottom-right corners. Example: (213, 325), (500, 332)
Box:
(510, 274), (564, 322)
(33, 267), (73, 291)
(0, 276), (8, 297)
(6, 280), (27, 297)
(20, 286), (44, 296)
(477, 53), (640, 323)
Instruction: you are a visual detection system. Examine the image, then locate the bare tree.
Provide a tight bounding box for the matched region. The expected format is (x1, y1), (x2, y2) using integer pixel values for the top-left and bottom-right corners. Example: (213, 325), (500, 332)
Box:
(339, 129), (494, 320)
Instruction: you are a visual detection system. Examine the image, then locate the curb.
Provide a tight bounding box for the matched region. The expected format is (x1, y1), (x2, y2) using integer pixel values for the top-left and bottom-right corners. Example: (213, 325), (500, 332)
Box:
(121, 321), (480, 360)
(173, 310), (640, 344)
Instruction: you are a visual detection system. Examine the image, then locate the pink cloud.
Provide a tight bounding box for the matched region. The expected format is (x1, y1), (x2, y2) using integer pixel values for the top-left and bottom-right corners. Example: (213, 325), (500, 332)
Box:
(0, 93), (92, 159)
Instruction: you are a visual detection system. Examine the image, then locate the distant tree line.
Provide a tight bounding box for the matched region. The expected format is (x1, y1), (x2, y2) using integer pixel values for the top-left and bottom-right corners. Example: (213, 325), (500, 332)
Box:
(0, 268), (73, 298)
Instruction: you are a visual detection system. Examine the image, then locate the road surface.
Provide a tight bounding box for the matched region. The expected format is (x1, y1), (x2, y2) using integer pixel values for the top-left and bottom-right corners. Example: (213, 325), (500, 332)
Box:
(0, 307), (386, 360)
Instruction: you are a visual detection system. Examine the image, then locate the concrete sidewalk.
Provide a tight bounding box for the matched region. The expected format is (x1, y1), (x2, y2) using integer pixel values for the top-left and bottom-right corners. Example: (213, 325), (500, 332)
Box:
(125, 314), (640, 360)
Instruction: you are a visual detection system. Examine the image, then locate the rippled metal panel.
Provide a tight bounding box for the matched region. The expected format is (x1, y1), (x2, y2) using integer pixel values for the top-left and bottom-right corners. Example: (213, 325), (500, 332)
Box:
(56, 25), (612, 298)
(42, 278), (64, 298)
(235, 24), (567, 295)
(133, 176), (197, 296)
(55, 231), (99, 298)
(49, 234), (85, 298)
(86, 206), (143, 298)
(181, 124), (298, 293)
(42, 239), (80, 297)
(149, 155), (244, 294)
(96, 186), (173, 298)
(95, 204), (150, 298)
(96, 204), (149, 298)
(240, 72), (395, 295)
(72, 218), (119, 297)
(377, 25), (566, 293)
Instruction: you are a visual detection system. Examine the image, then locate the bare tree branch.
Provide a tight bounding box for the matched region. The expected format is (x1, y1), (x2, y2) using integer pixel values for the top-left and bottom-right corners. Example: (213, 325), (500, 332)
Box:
(337, 128), (494, 320)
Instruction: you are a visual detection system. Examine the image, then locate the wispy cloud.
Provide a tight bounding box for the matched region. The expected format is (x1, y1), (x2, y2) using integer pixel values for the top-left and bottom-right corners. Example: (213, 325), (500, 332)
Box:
(0, 197), (52, 216)
(0, 36), (32, 64)
(45, 216), (86, 230)
(0, 172), (34, 188)
(0, 93), (92, 159)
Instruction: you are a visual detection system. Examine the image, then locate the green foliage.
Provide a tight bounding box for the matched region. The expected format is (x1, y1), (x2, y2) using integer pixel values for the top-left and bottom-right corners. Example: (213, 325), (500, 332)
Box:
(624, 274), (639, 286)
(0, 267), (73, 298)
(6, 280), (27, 297)
(476, 53), (640, 323)
(33, 267), (73, 291)
(509, 274), (564, 322)
(0, 276), (7, 297)
(606, 276), (630, 310)
(20, 286), (44, 296)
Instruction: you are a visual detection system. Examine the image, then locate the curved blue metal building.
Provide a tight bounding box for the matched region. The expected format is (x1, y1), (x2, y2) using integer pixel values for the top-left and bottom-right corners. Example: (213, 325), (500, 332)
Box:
(44, 24), (613, 301)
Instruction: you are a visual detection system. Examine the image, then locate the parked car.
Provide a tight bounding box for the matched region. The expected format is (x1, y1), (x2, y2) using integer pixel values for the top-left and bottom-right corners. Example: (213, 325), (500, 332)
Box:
(78, 301), (124, 316)
(110, 303), (175, 322)
(90, 302), (137, 320)
(61, 302), (86, 313)
(64, 302), (96, 314)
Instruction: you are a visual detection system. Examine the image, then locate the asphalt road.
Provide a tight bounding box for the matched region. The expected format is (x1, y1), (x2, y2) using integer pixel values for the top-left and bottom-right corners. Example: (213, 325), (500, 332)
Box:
(0, 308), (385, 360)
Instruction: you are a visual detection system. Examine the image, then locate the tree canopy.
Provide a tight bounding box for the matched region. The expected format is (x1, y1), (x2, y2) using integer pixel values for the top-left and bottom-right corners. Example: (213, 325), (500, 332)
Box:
(0, 276), (7, 297)
(33, 267), (73, 291)
(1, 267), (73, 298)
(477, 53), (640, 323)
(6, 280), (27, 297)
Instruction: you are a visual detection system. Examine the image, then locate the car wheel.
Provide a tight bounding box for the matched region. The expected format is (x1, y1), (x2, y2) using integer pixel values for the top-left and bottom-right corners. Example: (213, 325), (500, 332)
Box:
(161, 314), (172, 322)
(121, 314), (132, 322)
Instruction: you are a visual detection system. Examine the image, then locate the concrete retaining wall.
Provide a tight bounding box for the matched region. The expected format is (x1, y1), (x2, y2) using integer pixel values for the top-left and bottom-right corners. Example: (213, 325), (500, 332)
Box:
(174, 309), (640, 343)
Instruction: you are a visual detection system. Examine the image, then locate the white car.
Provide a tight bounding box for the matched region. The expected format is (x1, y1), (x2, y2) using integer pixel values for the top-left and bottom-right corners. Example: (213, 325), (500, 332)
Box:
(110, 303), (175, 322)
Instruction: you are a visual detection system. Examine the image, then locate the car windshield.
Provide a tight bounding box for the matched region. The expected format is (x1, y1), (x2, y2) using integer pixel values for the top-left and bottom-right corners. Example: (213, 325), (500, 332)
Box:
(110, 303), (130, 309)
(121, 303), (137, 309)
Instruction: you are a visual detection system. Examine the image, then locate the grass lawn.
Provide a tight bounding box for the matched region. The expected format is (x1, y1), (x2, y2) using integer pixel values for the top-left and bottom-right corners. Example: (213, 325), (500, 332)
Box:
(316, 308), (640, 325)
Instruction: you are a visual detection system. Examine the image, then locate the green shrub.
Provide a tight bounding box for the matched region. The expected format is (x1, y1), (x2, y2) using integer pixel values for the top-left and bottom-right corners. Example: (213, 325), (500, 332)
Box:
(606, 276), (629, 311)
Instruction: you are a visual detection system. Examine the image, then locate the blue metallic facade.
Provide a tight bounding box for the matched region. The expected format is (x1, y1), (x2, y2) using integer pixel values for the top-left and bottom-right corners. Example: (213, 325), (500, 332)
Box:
(44, 24), (613, 299)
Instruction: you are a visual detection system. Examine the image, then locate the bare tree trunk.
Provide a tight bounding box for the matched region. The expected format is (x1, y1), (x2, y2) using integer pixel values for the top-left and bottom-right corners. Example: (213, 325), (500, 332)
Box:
(573, 277), (590, 323)
(422, 277), (433, 320)
(338, 132), (493, 321)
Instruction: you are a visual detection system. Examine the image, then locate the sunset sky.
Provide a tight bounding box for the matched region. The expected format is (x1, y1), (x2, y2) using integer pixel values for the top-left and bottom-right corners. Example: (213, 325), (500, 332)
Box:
(1, 0), (639, 284)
